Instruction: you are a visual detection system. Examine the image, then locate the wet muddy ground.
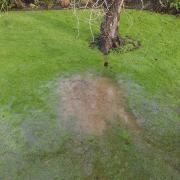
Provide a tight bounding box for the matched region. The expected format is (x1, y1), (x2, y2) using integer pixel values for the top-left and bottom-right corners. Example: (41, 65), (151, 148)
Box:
(59, 75), (141, 135)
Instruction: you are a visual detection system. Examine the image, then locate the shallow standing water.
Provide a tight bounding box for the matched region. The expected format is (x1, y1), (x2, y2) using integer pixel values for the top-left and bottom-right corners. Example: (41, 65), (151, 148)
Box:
(59, 75), (141, 135)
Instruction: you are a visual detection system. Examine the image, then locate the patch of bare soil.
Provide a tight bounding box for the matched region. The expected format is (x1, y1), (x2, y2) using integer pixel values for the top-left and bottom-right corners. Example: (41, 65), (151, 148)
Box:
(59, 75), (141, 135)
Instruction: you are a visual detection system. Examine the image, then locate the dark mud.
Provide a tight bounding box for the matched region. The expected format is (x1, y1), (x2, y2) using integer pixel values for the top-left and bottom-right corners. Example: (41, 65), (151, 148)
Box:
(59, 75), (141, 135)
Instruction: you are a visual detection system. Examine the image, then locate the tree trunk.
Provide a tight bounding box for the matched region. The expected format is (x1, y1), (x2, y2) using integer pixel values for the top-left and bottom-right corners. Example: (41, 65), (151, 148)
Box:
(99, 0), (124, 55)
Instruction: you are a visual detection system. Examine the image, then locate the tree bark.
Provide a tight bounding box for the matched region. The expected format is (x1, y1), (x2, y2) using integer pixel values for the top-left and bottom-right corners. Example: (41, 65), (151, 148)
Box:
(99, 0), (124, 55)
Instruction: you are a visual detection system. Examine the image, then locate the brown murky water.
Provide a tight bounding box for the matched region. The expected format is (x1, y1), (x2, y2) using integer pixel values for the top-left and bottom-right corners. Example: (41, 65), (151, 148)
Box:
(59, 75), (141, 135)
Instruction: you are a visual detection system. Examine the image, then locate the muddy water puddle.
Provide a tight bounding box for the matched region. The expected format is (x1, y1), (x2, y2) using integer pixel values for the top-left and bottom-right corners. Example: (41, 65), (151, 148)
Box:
(59, 75), (141, 135)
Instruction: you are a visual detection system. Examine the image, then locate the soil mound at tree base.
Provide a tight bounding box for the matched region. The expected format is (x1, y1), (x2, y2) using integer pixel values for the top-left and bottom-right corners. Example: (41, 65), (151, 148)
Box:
(59, 75), (141, 135)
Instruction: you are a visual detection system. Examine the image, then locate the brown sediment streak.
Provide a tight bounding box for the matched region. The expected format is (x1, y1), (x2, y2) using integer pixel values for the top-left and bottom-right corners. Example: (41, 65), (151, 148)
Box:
(59, 75), (141, 135)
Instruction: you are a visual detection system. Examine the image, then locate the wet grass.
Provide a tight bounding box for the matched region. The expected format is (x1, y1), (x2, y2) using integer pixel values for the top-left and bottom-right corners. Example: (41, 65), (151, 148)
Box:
(0, 10), (180, 179)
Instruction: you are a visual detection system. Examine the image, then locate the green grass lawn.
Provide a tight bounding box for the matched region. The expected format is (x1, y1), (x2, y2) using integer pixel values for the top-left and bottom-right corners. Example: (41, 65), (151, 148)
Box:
(0, 10), (179, 179)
